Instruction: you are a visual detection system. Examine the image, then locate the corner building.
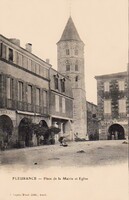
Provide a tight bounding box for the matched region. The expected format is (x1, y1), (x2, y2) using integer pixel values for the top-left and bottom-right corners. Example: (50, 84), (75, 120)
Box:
(95, 72), (128, 140)
(57, 17), (87, 138)
(0, 35), (50, 147)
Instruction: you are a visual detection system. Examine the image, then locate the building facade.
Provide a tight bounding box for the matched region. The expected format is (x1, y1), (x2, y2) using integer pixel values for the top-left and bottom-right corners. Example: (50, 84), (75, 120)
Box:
(57, 16), (87, 138)
(49, 68), (74, 140)
(0, 33), (74, 148)
(87, 101), (99, 140)
(0, 35), (51, 147)
(95, 72), (128, 140)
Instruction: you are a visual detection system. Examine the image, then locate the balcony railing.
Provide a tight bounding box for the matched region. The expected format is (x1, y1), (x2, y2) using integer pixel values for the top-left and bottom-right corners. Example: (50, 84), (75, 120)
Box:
(2, 98), (49, 115)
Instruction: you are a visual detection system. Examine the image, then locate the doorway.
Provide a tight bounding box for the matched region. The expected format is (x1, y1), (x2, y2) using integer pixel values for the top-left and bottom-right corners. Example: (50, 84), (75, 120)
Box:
(108, 124), (125, 140)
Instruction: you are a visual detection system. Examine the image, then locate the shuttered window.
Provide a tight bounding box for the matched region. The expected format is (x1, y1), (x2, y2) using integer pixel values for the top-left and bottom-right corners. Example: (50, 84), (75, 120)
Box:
(118, 99), (126, 113)
(18, 81), (23, 101)
(104, 100), (111, 114)
(55, 95), (59, 112)
(104, 81), (110, 92)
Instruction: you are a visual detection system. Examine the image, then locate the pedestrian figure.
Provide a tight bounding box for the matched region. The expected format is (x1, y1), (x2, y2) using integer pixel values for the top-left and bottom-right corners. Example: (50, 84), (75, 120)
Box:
(58, 132), (68, 147)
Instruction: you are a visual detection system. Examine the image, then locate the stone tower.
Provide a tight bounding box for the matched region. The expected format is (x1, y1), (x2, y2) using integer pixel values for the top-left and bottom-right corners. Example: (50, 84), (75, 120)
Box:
(57, 16), (87, 138)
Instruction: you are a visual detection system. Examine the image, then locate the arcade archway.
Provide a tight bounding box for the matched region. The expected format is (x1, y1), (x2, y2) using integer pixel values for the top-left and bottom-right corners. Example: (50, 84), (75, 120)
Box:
(39, 120), (48, 128)
(18, 117), (32, 147)
(108, 124), (125, 140)
(0, 115), (13, 143)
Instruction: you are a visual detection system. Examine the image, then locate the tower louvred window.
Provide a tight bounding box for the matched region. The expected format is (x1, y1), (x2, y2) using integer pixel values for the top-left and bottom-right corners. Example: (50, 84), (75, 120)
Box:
(66, 60), (70, 71)
(66, 49), (70, 55)
(66, 65), (70, 71)
(75, 76), (79, 82)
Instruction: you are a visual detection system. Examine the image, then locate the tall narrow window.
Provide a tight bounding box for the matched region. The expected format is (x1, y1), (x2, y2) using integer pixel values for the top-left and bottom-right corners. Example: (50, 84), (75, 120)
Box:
(8, 48), (13, 62)
(104, 81), (110, 92)
(60, 78), (65, 92)
(43, 90), (47, 107)
(118, 99), (126, 113)
(75, 76), (79, 82)
(27, 85), (32, 104)
(66, 65), (70, 71)
(66, 60), (70, 71)
(35, 63), (40, 74)
(75, 60), (78, 71)
(44, 69), (49, 78)
(18, 81), (23, 101)
(28, 59), (31, 70)
(36, 88), (40, 105)
(62, 97), (66, 113)
(31, 61), (36, 72)
(40, 66), (44, 77)
(0, 43), (2, 57)
(55, 95), (59, 112)
(6, 77), (11, 99)
(22, 56), (28, 69)
(18, 53), (22, 66)
(2, 44), (6, 59)
(104, 100), (111, 114)
(118, 80), (125, 91)
(54, 74), (59, 90)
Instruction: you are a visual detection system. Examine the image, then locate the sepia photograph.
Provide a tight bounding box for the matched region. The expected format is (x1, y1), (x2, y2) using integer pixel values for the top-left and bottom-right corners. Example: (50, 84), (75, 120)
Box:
(0, 0), (128, 199)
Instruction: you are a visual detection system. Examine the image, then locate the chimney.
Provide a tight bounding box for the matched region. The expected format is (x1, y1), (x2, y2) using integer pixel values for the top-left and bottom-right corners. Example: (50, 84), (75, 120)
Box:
(46, 58), (50, 64)
(9, 38), (20, 46)
(25, 43), (32, 53)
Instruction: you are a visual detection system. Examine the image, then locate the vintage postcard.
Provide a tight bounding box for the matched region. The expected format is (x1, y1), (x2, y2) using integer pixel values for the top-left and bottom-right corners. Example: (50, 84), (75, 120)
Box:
(0, 0), (128, 199)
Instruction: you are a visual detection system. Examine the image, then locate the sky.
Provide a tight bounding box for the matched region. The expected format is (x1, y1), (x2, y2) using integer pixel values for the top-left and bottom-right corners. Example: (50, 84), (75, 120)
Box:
(0, 0), (128, 104)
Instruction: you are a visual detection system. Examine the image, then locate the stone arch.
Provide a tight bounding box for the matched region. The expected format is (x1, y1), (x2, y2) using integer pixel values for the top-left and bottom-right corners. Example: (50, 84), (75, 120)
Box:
(0, 115), (13, 144)
(39, 120), (48, 128)
(108, 123), (125, 140)
(18, 117), (33, 147)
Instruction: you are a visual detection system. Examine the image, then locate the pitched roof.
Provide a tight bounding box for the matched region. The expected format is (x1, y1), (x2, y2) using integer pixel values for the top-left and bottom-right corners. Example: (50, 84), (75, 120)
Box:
(58, 16), (82, 43)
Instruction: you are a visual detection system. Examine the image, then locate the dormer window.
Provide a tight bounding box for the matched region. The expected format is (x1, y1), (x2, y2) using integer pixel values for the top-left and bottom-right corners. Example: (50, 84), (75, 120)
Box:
(8, 48), (13, 62)
(54, 74), (59, 90)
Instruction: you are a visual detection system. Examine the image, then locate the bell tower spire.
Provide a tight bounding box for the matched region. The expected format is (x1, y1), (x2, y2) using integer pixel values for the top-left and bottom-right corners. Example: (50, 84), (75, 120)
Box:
(57, 17), (87, 138)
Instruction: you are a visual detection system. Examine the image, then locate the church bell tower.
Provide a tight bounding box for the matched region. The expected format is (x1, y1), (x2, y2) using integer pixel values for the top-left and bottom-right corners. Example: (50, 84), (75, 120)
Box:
(57, 16), (87, 138)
